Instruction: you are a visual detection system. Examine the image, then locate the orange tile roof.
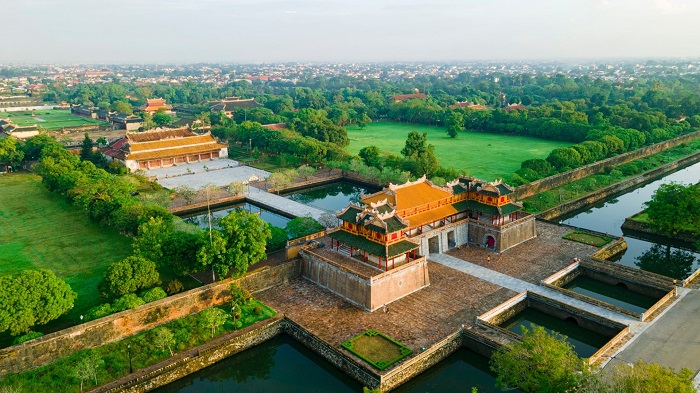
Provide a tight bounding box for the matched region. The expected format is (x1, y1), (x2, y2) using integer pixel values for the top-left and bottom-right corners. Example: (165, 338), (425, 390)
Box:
(403, 204), (459, 228)
(128, 134), (218, 152)
(127, 128), (193, 142)
(127, 143), (224, 161)
(394, 182), (452, 211)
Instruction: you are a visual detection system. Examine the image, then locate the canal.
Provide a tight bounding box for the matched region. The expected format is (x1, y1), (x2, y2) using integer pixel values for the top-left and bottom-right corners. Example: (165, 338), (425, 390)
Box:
(283, 181), (379, 212)
(563, 276), (659, 314)
(180, 202), (291, 229)
(560, 161), (700, 280)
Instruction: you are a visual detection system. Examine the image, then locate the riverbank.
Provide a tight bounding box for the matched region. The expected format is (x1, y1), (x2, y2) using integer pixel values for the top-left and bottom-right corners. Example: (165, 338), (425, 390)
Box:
(524, 140), (700, 217)
(622, 214), (699, 245)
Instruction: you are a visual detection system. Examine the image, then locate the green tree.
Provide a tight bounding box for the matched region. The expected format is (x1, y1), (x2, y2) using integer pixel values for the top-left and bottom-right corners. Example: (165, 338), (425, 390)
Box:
(151, 327), (175, 356)
(153, 111), (172, 127)
(267, 172), (292, 194)
(267, 224), (288, 252)
(490, 325), (591, 393)
(546, 147), (583, 170)
(100, 256), (160, 298)
(140, 112), (155, 131)
(644, 183), (700, 237)
(161, 230), (204, 276)
(0, 137), (24, 168)
(80, 133), (94, 162)
(297, 164), (316, 179)
(74, 352), (103, 392)
(199, 307), (229, 338)
(227, 181), (247, 196)
(520, 158), (552, 176)
(132, 217), (169, 264)
(0, 270), (76, 335)
(285, 216), (323, 239)
(174, 184), (197, 204)
(110, 101), (133, 114)
(358, 145), (382, 168)
(444, 110), (464, 138)
(357, 113), (372, 129)
(401, 131), (439, 176)
(606, 360), (696, 393)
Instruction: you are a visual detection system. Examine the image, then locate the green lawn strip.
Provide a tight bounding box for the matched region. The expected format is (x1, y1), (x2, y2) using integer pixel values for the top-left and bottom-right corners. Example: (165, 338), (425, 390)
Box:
(0, 173), (132, 334)
(523, 140), (700, 214)
(0, 110), (107, 130)
(0, 301), (277, 393)
(346, 122), (570, 181)
(341, 330), (413, 370)
(562, 230), (612, 247)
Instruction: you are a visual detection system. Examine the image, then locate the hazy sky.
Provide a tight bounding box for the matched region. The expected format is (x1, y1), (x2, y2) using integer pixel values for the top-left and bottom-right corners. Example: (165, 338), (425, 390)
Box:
(3, 0), (700, 64)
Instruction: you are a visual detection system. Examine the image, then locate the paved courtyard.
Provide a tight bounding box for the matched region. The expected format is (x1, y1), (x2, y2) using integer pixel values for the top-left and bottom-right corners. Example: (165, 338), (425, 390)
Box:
(151, 161), (271, 189)
(258, 262), (517, 365)
(446, 221), (601, 284)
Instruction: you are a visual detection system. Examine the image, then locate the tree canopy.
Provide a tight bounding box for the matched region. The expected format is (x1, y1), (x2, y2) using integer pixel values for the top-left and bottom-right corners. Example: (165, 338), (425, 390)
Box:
(644, 182), (700, 237)
(100, 256), (160, 298)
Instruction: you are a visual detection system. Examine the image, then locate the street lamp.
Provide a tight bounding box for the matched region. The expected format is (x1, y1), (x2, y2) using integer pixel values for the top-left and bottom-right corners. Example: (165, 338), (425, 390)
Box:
(127, 344), (133, 373)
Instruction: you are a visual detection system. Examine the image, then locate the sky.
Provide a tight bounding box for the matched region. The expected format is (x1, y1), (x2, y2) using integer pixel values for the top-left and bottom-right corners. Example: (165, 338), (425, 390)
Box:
(2, 0), (700, 64)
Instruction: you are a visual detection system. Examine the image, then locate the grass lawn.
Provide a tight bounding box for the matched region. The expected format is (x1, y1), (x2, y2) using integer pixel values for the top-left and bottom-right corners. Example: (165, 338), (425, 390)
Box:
(562, 230), (612, 247)
(0, 173), (133, 332)
(0, 109), (107, 130)
(341, 330), (412, 370)
(346, 122), (571, 181)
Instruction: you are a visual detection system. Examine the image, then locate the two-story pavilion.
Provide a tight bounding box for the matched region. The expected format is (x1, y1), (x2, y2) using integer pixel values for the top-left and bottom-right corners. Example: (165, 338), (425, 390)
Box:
(329, 176), (534, 265)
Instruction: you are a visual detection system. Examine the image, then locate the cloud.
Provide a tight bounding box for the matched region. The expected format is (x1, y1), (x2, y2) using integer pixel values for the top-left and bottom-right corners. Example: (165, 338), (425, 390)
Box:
(652, 0), (686, 14)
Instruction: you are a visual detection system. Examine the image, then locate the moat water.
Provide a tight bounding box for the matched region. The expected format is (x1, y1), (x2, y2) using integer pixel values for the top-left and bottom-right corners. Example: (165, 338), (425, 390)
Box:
(563, 276), (659, 314)
(181, 202), (291, 229)
(500, 308), (611, 358)
(283, 181), (379, 212)
(560, 160), (700, 280)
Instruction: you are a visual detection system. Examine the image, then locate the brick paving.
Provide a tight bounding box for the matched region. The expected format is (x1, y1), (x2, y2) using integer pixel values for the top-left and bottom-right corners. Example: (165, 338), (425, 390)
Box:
(257, 261), (517, 355)
(446, 221), (601, 284)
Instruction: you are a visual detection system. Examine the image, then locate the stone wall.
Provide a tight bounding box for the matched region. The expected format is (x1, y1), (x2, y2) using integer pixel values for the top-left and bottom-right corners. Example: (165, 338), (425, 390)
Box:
(379, 331), (463, 391)
(282, 318), (381, 389)
(466, 215), (537, 253)
(538, 150), (700, 220)
(96, 316), (285, 393)
(368, 258), (430, 312)
(477, 292), (529, 326)
(0, 260), (301, 377)
(516, 130), (700, 200)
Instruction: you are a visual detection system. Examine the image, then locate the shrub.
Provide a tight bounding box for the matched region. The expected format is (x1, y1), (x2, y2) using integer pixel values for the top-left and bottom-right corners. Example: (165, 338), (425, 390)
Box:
(112, 293), (145, 312)
(164, 279), (184, 295)
(85, 303), (114, 321)
(12, 331), (44, 345)
(141, 287), (167, 303)
(253, 306), (263, 316)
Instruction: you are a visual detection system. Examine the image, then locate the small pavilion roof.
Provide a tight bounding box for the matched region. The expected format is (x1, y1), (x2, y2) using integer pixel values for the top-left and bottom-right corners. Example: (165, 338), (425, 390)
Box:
(328, 231), (418, 259)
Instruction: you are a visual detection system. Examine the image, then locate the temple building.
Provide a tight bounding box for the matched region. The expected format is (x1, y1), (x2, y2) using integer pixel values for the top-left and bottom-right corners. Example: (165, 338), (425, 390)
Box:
(139, 98), (174, 115)
(103, 127), (228, 171)
(209, 97), (263, 118)
(0, 119), (40, 139)
(300, 176), (536, 311)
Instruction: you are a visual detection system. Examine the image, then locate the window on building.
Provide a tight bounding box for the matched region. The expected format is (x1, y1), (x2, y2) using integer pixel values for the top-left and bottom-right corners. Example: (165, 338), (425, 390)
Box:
(391, 233), (398, 240)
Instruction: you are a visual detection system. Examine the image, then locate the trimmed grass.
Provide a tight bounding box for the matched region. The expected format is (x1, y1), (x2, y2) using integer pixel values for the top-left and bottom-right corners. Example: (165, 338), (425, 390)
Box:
(346, 122), (571, 181)
(0, 110), (107, 130)
(341, 330), (412, 370)
(0, 301), (277, 393)
(0, 173), (132, 331)
(523, 139), (700, 213)
(562, 230), (612, 247)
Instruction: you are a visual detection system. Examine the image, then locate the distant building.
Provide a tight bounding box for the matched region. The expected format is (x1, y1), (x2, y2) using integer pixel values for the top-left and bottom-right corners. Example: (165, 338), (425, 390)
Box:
(0, 119), (40, 139)
(261, 123), (287, 130)
(503, 103), (527, 112)
(110, 113), (142, 131)
(103, 127), (228, 171)
(71, 105), (100, 119)
(392, 93), (427, 102)
(450, 102), (488, 110)
(139, 98), (174, 115)
(209, 97), (263, 118)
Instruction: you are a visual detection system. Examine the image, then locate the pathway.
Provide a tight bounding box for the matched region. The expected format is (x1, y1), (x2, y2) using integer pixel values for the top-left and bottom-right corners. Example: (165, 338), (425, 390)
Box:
(428, 253), (640, 327)
(246, 186), (327, 221)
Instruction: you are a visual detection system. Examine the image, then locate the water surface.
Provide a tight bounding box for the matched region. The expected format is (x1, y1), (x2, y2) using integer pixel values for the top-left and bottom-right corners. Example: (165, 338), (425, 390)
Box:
(563, 276), (659, 314)
(284, 181), (379, 212)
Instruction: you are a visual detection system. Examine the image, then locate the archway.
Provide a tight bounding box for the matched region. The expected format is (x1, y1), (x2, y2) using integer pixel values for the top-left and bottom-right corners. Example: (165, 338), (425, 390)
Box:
(483, 234), (496, 249)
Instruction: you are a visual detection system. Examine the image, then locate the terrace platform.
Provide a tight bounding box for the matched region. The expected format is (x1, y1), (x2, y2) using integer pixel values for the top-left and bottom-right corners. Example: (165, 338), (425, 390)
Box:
(246, 185), (327, 221)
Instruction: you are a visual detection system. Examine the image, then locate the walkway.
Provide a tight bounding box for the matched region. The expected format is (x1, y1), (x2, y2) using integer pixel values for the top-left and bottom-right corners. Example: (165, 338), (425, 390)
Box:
(246, 186), (327, 221)
(429, 253), (639, 327)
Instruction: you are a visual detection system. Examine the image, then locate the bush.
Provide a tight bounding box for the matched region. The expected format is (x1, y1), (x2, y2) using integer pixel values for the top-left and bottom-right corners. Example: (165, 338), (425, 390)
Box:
(141, 287), (167, 303)
(112, 293), (145, 312)
(85, 303), (114, 321)
(12, 331), (44, 345)
(164, 279), (184, 295)
(253, 306), (263, 316)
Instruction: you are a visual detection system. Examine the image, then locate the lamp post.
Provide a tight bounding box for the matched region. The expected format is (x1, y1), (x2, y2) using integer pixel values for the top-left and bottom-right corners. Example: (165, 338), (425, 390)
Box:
(127, 344), (133, 373)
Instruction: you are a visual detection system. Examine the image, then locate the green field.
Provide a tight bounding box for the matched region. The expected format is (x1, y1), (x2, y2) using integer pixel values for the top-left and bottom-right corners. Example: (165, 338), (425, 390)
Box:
(347, 122), (571, 181)
(0, 109), (107, 130)
(0, 173), (132, 329)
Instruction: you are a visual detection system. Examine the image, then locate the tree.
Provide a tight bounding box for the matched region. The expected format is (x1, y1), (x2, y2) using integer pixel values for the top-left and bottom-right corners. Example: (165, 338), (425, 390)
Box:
(227, 181), (247, 196)
(74, 352), (103, 392)
(132, 217), (169, 264)
(357, 113), (371, 129)
(285, 216), (323, 239)
(198, 210), (271, 279)
(174, 184), (197, 204)
(644, 183), (700, 237)
(0, 137), (24, 168)
(110, 101), (133, 114)
(0, 270), (76, 335)
(267, 224), (288, 252)
(297, 164), (316, 180)
(140, 112), (155, 130)
(605, 360), (696, 393)
(546, 147), (583, 170)
(199, 307), (229, 338)
(267, 172), (292, 194)
(358, 145), (382, 168)
(490, 325), (591, 393)
(401, 131), (439, 176)
(152, 327), (175, 356)
(100, 256), (160, 298)
(161, 230), (205, 276)
(95, 137), (108, 147)
(79, 133), (94, 162)
(317, 211), (339, 229)
(444, 110), (464, 138)
(520, 158), (552, 176)
(153, 111), (172, 127)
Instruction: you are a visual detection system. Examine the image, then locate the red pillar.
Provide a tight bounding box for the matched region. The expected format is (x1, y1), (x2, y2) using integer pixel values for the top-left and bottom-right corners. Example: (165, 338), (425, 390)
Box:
(350, 246), (353, 256)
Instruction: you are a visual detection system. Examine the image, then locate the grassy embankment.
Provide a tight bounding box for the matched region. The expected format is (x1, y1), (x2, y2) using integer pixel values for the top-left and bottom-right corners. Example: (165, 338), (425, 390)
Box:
(522, 140), (700, 214)
(1, 110), (107, 130)
(0, 301), (277, 393)
(346, 121), (571, 182)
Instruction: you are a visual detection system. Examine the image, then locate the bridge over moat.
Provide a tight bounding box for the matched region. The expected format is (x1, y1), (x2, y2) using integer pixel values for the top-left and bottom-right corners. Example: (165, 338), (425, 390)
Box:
(246, 186), (328, 221)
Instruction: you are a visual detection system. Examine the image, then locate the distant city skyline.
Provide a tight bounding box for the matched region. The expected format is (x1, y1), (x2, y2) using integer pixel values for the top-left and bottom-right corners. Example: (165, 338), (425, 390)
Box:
(3, 0), (700, 64)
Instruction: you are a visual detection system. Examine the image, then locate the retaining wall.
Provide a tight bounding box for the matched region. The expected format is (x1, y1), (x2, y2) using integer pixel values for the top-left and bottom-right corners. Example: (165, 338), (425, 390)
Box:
(516, 130), (700, 200)
(0, 260), (301, 377)
(537, 150), (700, 220)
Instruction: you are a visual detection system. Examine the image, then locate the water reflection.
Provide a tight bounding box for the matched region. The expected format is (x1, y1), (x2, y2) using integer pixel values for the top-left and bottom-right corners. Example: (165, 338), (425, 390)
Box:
(181, 203), (291, 229)
(284, 182), (379, 212)
(635, 244), (697, 280)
